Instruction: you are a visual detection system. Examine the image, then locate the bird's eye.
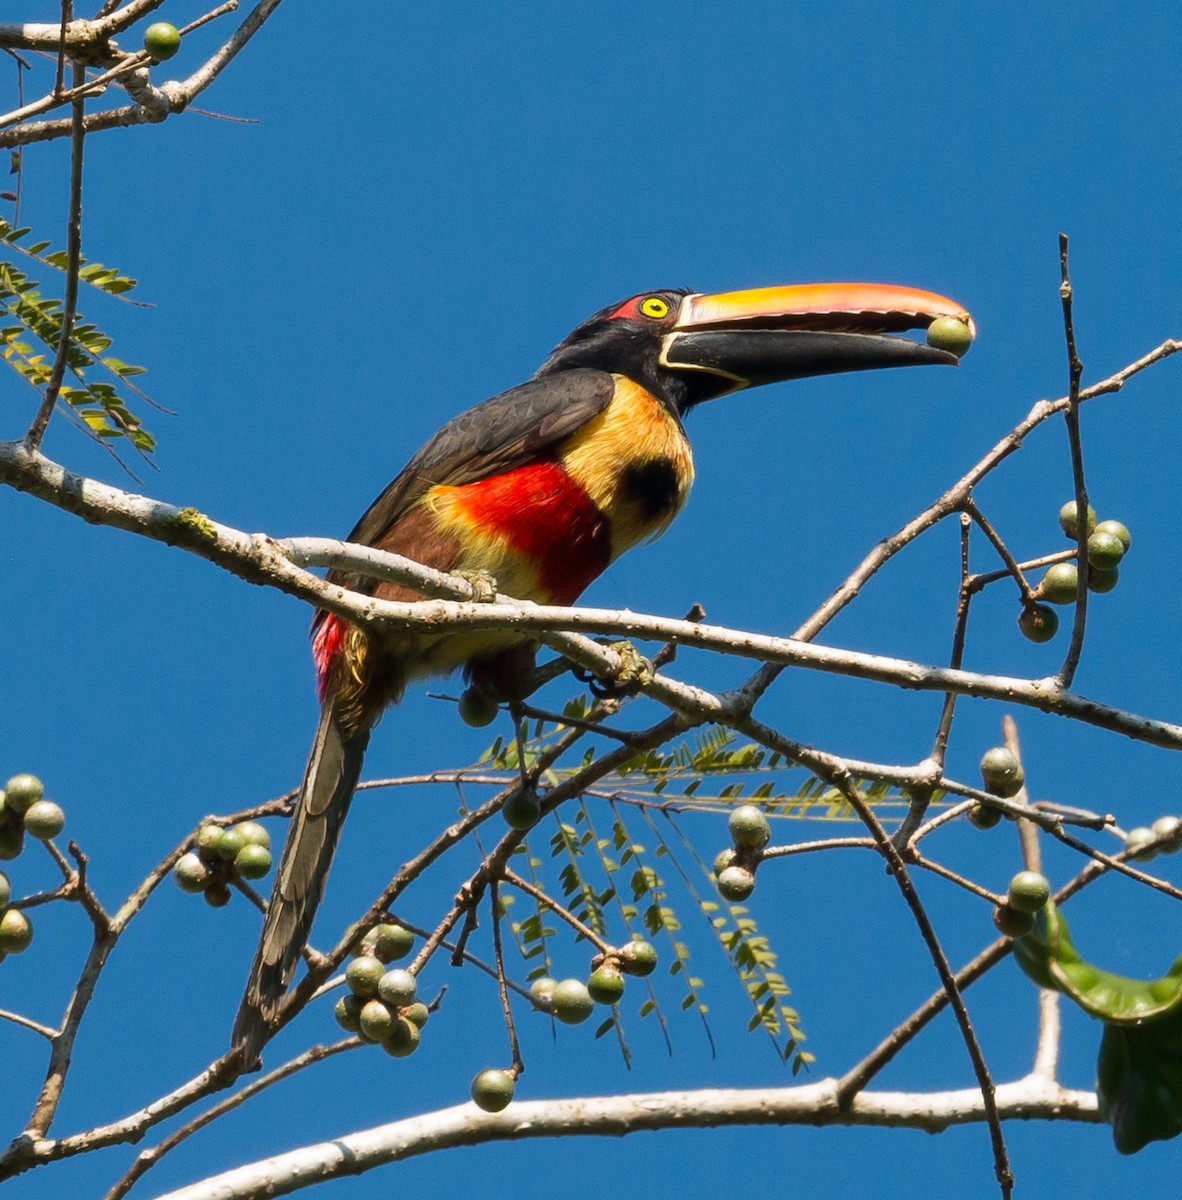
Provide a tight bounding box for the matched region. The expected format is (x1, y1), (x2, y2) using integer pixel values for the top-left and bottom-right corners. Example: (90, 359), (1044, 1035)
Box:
(639, 296), (670, 320)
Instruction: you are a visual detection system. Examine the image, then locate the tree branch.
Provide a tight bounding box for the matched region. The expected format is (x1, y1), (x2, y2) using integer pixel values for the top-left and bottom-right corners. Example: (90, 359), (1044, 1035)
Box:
(149, 1078), (1101, 1200)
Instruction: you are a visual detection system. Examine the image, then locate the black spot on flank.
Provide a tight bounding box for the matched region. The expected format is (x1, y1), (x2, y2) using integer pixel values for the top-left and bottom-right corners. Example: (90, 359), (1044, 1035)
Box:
(622, 458), (682, 518)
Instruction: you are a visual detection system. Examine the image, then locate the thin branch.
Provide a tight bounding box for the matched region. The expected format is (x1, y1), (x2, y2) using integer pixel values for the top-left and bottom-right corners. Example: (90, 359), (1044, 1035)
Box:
(500, 867), (613, 956)
(1056, 233), (1090, 686)
(488, 882), (523, 1078)
(101, 1038), (357, 1200)
(1009, 714), (1060, 1088)
(0, 1008), (58, 1039)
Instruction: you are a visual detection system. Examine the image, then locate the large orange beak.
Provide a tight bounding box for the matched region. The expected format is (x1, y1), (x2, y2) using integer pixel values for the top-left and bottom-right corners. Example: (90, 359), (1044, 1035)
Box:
(661, 282), (974, 401)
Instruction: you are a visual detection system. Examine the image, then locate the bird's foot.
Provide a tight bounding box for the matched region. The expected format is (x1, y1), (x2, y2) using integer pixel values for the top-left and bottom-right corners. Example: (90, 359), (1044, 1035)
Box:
(452, 569), (498, 602)
(577, 640), (654, 698)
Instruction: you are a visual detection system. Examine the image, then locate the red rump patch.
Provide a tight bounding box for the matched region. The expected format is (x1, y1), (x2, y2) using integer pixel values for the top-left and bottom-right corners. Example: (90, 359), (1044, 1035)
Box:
(312, 613), (347, 699)
(443, 460), (611, 604)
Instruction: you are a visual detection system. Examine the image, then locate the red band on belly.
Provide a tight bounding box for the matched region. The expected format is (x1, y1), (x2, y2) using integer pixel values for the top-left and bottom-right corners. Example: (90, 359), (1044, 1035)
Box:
(440, 460), (611, 604)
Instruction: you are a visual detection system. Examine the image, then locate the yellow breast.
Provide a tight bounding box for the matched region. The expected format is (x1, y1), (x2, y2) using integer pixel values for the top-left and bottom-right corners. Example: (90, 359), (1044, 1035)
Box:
(558, 375), (695, 561)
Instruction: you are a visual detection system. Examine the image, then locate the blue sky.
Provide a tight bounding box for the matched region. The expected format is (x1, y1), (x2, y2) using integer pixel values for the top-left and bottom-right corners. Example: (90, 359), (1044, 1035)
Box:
(4, 3), (1182, 1196)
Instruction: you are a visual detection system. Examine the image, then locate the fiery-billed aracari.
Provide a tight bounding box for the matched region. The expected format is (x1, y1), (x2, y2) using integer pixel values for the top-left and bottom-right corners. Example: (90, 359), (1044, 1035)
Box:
(232, 281), (974, 1059)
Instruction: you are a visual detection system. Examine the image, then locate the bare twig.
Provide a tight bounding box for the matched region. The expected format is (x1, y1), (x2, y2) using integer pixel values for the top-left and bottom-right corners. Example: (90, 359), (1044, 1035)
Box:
(23, 58), (84, 449)
(101, 1038), (357, 1200)
(501, 867), (613, 955)
(488, 882), (523, 1078)
(1056, 234), (1090, 687)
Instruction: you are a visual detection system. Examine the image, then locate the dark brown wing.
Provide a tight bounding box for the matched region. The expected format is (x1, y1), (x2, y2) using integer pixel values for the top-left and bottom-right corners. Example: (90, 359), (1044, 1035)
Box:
(323, 367), (616, 596)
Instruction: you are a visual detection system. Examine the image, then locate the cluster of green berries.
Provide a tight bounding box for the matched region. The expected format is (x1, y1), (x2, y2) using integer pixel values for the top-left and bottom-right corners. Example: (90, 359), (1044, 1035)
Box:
(335, 923), (427, 1056)
(969, 747), (1025, 828)
(143, 22), (181, 60)
(0, 773), (66, 860)
(0, 774), (66, 962)
(1019, 502), (1132, 642)
(712, 804), (771, 901)
(1123, 815), (1182, 862)
(527, 938), (659, 1024)
(993, 870), (1052, 937)
(173, 821), (272, 906)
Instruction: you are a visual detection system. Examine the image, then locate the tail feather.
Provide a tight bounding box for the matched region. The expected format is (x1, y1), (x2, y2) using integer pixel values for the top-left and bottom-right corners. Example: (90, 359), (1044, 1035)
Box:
(232, 696), (370, 1063)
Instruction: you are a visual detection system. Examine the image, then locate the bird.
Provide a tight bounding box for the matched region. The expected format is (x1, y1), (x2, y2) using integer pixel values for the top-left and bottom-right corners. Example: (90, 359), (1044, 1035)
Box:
(232, 281), (974, 1061)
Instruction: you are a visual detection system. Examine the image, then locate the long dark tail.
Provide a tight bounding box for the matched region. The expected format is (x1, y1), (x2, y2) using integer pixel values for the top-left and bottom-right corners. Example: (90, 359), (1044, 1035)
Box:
(232, 694), (370, 1063)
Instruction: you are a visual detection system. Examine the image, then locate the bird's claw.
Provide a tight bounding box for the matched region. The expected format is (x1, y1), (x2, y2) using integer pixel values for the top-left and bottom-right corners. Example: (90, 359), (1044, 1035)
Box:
(576, 641), (654, 698)
(453, 569), (498, 603)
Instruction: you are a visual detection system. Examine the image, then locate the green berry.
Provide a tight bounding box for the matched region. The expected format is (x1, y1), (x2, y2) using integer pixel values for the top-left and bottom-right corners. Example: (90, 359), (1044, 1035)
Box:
(0, 871), (9, 909)
(471, 1068), (515, 1112)
(728, 804), (771, 849)
(925, 316), (973, 357)
(1151, 816), (1182, 854)
(235, 821), (271, 849)
(716, 865), (756, 901)
(3, 775), (43, 814)
(529, 976), (557, 1011)
(377, 968), (417, 1008)
(993, 904), (1036, 938)
(213, 827), (246, 861)
(1094, 519), (1131, 551)
(502, 788), (542, 831)
(173, 851), (211, 893)
(587, 966), (625, 1005)
(1058, 501), (1097, 540)
(381, 1017), (421, 1057)
(346, 955), (385, 998)
(458, 688), (499, 727)
(234, 844), (272, 880)
(1038, 562), (1079, 605)
(143, 22), (181, 60)
(1124, 827), (1157, 862)
(968, 803), (1003, 829)
(334, 994), (364, 1033)
(21, 800), (64, 840)
(402, 1001), (430, 1028)
(712, 848), (736, 877)
(195, 824), (225, 860)
(1007, 871), (1051, 913)
(618, 940), (658, 977)
(1017, 603), (1059, 643)
(551, 978), (594, 1025)
(1087, 530), (1126, 571)
(0, 908), (32, 953)
(368, 922), (414, 963)
(203, 882), (232, 908)
(1087, 565), (1119, 594)
(979, 747), (1024, 798)
(0, 825), (23, 861)
(359, 999), (395, 1043)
